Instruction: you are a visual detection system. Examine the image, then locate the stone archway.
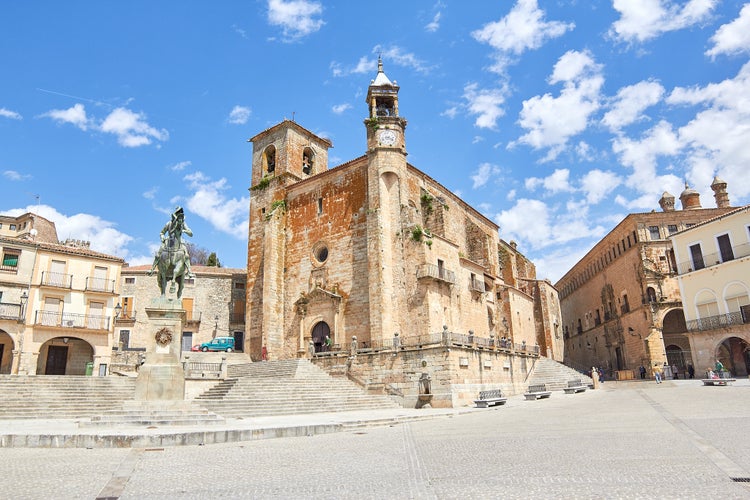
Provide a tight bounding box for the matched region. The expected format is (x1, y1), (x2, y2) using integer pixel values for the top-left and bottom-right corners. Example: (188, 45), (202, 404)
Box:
(0, 330), (15, 374)
(716, 337), (750, 377)
(311, 321), (331, 353)
(36, 337), (94, 375)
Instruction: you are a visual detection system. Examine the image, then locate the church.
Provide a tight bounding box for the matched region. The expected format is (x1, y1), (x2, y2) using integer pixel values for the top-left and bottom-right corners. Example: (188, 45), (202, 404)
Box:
(244, 60), (562, 406)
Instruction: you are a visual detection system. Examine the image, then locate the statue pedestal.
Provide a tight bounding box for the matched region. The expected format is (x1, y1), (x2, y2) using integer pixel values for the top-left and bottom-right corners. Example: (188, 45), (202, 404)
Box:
(135, 300), (186, 401)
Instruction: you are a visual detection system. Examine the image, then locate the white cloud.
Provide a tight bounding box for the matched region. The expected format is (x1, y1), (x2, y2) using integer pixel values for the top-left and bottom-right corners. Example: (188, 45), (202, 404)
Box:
(602, 80), (664, 132)
(143, 187), (158, 200)
(512, 50), (603, 161)
(667, 61), (750, 198)
(610, 0), (717, 43)
(331, 103), (352, 114)
(463, 82), (508, 129)
(441, 107), (458, 119)
(0, 108), (22, 120)
(330, 56), (376, 78)
(169, 161), (191, 172)
(425, 11), (441, 32)
(706, 4), (750, 58)
(472, 0), (574, 74)
(3, 204), (139, 262)
(100, 107), (168, 148)
(525, 169), (574, 195)
(40, 103), (90, 130)
(470, 163), (500, 189)
(376, 45), (431, 74)
(228, 105), (251, 124)
(580, 169), (622, 204)
(495, 198), (605, 251)
(182, 172), (249, 239)
(3, 170), (32, 181)
(267, 0), (324, 41)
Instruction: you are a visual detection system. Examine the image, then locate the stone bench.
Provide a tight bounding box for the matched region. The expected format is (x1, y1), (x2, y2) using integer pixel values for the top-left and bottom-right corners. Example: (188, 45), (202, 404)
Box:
(524, 384), (552, 400)
(563, 379), (587, 394)
(474, 389), (507, 408)
(702, 378), (736, 386)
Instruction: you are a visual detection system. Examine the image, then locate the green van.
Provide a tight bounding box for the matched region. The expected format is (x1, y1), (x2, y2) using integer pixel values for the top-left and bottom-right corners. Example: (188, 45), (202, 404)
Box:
(199, 336), (235, 352)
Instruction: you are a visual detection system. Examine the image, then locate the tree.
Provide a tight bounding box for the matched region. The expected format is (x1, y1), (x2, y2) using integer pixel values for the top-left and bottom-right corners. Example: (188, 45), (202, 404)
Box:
(185, 242), (209, 265)
(207, 252), (221, 267)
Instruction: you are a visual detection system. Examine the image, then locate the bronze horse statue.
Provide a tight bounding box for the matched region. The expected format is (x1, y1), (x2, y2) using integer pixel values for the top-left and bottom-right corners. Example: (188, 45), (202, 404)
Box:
(148, 207), (194, 299)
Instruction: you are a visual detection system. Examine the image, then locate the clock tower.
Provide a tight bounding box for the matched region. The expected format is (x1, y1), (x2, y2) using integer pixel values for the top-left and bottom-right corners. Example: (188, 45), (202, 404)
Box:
(364, 58), (408, 344)
(365, 56), (407, 151)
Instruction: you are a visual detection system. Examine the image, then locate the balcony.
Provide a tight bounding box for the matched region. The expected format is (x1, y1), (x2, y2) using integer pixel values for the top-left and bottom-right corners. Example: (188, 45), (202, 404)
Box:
(686, 311), (749, 332)
(85, 276), (116, 293)
(677, 242), (750, 274)
(0, 302), (23, 320)
(0, 263), (19, 273)
(40, 271), (73, 289)
(416, 264), (456, 285)
(34, 310), (111, 331)
(469, 277), (486, 293)
(185, 310), (202, 325)
(114, 311), (137, 325)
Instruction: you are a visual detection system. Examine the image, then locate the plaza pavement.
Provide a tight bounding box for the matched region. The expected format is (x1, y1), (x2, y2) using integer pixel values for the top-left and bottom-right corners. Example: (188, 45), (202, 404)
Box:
(2, 378), (750, 499)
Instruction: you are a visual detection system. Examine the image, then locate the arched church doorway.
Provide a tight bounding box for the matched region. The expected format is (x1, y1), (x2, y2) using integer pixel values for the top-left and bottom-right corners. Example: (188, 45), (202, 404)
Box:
(37, 337), (94, 375)
(0, 330), (15, 374)
(311, 321), (330, 353)
(717, 337), (750, 377)
(665, 344), (688, 372)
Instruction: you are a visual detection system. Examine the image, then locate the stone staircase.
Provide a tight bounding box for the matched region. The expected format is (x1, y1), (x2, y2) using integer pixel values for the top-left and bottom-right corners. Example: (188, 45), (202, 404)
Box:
(527, 357), (593, 391)
(194, 359), (401, 417)
(0, 375), (136, 419)
(80, 401), (225, 427)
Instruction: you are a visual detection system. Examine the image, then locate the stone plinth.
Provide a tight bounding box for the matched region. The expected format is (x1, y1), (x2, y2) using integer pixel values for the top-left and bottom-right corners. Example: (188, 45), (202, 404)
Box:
(135, 300), (186, 401)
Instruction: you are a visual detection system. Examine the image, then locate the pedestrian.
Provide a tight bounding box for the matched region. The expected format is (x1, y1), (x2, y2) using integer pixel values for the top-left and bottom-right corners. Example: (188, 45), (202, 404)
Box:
(672, 364), (679, 380)
(324, 334), (332, 352)
(598, 367), (605, 383)
(687, 364), (695, 379)
(639, 365), (646, 379)
(653, 363), (662, 384)
(715, 359), (724, 378)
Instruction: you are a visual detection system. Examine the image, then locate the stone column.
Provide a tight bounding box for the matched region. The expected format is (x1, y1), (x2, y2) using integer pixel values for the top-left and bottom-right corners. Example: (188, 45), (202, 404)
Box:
(136, 302), (186, 401)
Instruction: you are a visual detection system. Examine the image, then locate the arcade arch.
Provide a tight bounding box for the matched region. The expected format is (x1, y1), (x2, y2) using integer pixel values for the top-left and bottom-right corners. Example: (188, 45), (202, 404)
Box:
(36, 337), (94, 375)
(0, 330), (15, 374)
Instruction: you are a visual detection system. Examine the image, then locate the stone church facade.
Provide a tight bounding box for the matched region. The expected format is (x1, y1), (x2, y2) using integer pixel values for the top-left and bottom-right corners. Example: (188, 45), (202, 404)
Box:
(244, 61), (561, 406)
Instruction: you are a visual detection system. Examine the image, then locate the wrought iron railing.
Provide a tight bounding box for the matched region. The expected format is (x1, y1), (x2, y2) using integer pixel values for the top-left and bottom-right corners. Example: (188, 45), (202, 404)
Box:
(85, 276), (116, 293)
(115, 311), (137, 321)
(0, 302), (22, 320)
(34, 310), (111, 330)
(185, 310), (202, 323)
(677, 242), (750, 274)
(686, 311), (748, 332)
(416, 264), (456, 284)
(0, 263), (19, 273)
(40, 271), (73, 289)
(469, 276), (485, 293)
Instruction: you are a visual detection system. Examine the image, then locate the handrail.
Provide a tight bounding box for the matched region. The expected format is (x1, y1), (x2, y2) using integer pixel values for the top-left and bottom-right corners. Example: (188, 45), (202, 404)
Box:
(686, 311), (748, 331)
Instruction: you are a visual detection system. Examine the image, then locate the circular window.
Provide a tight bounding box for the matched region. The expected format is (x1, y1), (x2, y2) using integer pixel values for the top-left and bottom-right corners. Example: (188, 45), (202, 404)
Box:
(312, 242), (329, 265)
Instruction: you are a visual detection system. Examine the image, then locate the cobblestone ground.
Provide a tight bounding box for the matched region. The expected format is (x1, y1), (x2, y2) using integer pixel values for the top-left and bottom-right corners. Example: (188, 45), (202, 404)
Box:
(2, 380), (750, 499)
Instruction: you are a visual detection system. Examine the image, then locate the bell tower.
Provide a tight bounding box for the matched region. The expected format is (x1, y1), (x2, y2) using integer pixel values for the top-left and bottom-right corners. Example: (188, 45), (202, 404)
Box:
(364, 58), (408, 344)
(365, 56), (407, 151)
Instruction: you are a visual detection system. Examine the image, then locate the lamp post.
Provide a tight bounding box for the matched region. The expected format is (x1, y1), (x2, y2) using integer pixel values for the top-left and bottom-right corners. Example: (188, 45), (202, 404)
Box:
(18, 291), (28, 322)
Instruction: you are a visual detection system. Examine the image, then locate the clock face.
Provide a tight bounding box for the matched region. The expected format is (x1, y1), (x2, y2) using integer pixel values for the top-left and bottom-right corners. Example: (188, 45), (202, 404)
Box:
(378, 129), (397, 146)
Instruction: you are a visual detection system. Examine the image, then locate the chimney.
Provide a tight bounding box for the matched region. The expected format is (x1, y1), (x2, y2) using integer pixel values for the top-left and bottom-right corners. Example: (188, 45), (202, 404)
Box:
(659, 191), (675, 212)
(711, 176), (730, 208)
(679, 183), (702, 210)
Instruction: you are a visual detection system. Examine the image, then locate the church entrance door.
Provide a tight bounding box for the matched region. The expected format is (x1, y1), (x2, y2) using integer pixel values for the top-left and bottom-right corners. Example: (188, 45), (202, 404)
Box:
(312, 322), (330, 353)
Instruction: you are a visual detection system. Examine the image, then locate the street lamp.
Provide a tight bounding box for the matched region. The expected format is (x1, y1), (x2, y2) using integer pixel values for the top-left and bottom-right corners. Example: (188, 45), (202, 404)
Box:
(18, 291), (28, 322)
(114, 302), (122, 319)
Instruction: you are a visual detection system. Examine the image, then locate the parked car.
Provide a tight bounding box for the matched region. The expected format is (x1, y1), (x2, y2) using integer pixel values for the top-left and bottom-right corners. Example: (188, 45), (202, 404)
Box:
(199, 336), (235, 352)
(190, 345), (201, 352)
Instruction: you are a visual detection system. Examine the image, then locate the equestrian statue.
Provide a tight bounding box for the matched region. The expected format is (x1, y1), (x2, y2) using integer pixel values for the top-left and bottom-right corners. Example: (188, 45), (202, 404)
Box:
(147, 206), (195, 299)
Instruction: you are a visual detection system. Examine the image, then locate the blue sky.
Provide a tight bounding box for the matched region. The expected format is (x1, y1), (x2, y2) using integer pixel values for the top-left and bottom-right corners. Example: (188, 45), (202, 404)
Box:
(2, 1), (749, 282)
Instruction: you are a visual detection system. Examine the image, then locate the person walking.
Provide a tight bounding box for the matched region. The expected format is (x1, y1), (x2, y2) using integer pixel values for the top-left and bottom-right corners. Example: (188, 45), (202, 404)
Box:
(653, 363), (662, 384)
(639, 365), (646, 379)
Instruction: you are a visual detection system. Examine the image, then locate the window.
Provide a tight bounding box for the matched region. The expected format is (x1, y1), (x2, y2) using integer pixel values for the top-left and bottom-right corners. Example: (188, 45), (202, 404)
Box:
(1, 249), (20, 269)
(9, 224), (16, 231)
(622, 294), (630, 314)
(124, 277), (135, 284)
(264, 145), (276, 173)
(118, 330), (130, 349)
(648, 226), (660, 240)
(667, 224), (678, 234)
(689, 244), (705, 270)
(121, 297), (134, 319)
(647, 287), (657, 303)
(717, 234), (734, 263)
(317, 197), (323, 215)
(234, 281), (245, 290)
(686, 223), (695, 228)
(302, 147), (314, 175)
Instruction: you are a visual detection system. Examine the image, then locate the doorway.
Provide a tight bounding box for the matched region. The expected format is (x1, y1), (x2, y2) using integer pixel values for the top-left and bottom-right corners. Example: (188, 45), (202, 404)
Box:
(311, 321), (330, 353)
(45, 345), (68, 375)
(233, 331), (244, 352)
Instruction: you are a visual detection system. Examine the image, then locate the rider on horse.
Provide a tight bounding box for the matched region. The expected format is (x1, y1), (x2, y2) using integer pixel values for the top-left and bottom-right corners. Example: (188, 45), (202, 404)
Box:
(147, 206), (195, 278)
